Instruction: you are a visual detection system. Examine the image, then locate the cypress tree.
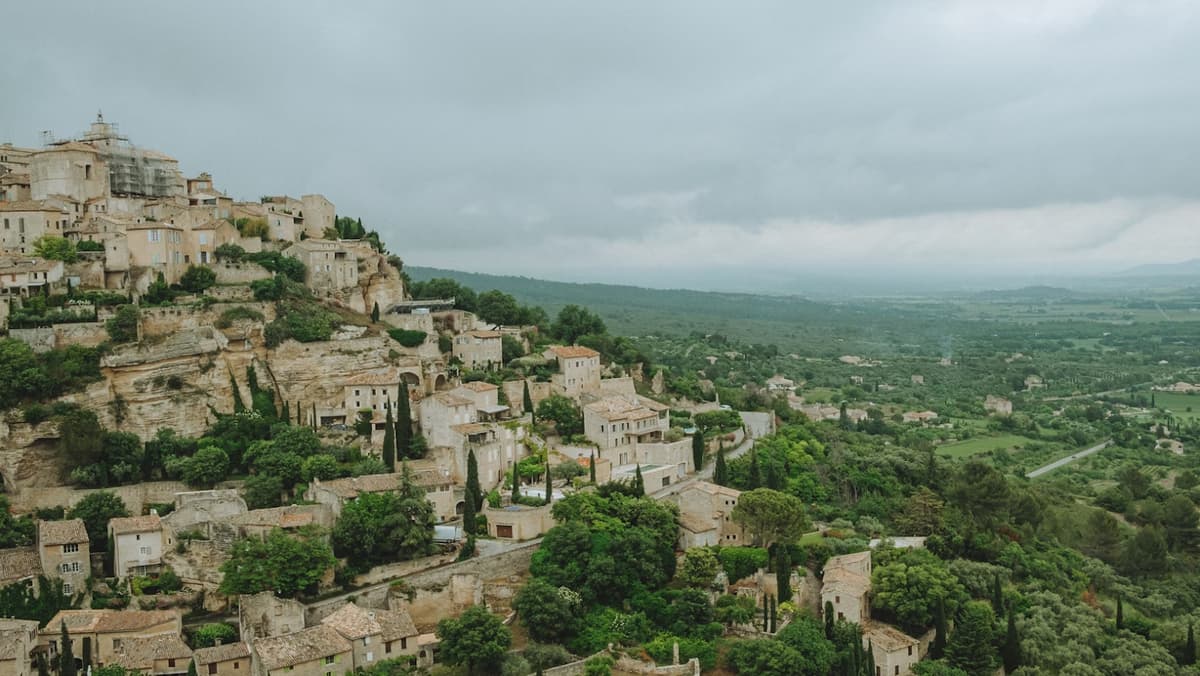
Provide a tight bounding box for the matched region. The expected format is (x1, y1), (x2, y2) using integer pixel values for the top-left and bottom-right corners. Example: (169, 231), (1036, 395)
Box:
(931, 597), (947, 659)
(466, 449), (482, 511)
(37, 652), (49, 676)
(281, 400), (290, 425)
(947, 602), (999, 676)
(824, 600), (835, 639)
(295, 401), (301, 425)
(189, 659), (198, 676)
(371, 302), (380, 322)
(747, 450), (761, 489)
(59, 621), (76, 676)
(1186, 623), (1196, 666)
(247, 365), (259, 395)
(512, 463), (521, 503)
(762, 595), (769, 632)
(847, 639), (860, 676)
(692, 431), (705, 473)
(635, 463), (645, 494)
(1002, 611), (1022, 674)
(544, 461), (553, 505)
(463, 486), (477, 536)
(81, 636), (91, 669)
(382, 402), (396, 470)
(311, 402), (317, 429)
(230, 373), (245, 413)
(523, 381), (535, 419)
(768, 594), (777, 633)
(865, 643), (876, 676)
(992, 572), (1004, 617)
(396, 383), (413, 459)
(1116, 595), (1124, 630)
(714, 444), (728, 486)
(776, 547), (792, 603)
(589, 450), (597, 484)
(766, 459), (781, 490)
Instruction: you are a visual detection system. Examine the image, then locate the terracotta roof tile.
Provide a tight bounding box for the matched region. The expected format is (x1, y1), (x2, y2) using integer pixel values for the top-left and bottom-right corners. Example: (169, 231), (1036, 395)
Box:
(38, 519), (89, 546)
(550, 345), (600, 359)
(109, 514), (162, 535)
(321, 603), (381, 639)
(110, 632), (192, 670)
(0, 547), (42, 584)
(252, 625), (351, 670)
(193, 642), (251, 665)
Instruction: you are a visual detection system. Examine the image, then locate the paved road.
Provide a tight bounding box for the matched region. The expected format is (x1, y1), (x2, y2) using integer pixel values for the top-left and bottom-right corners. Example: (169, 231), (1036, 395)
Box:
(1026, 440), (1112, 478)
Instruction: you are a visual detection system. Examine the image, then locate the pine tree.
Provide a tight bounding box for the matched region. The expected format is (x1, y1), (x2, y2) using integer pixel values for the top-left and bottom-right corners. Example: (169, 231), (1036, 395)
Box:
(692, 431), (705, 473)
(776, 547), (792, 603)
(544, 461), (553, 506)
(59, 621), (77, 676)
(512, 463), (521, 503)
(589, 450), (597, 483)
(463, 486), (477, 536)
(946, 602), (998, 676)
(466, 449), (482, 511)
(714, 444), (728, 486)
(865, 643), (876, 676)
(396, 383), (413, 458)
(371, 302), (380, 322)
(523, 380), (534, 419)
(931, 597), (947, 659)
(747, 450), (761, 489)
(824, 600), (835, 639)
(1116, 595), (1124, 630)
(230, 373), (245, 413)
(383, 402), (396, 470)
(992, 572), (1004, 617)
(1002, 611), (1022, 674)
(1186, 623), (1196, 666)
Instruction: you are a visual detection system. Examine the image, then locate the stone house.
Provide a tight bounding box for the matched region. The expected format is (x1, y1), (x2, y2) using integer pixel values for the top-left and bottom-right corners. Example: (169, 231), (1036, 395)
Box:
(109, 632), (193, 675)
(0, 255), (64, 297)
(765, 375), (795, 392)
(0, 547), (42, 590)
(0, 170), (31, 202)
(0, 200), (71, 254)
(305, 468), (457, 522)
(37, 518), (91, 596)
(445, 421), (528, 490)
(109, 514), (168, 578)
(901, 411), (938, 424)
(28, 141), (108, 204)
(229, 505), (332, 540)
(984, 395), (1013, 416)
(300, 194), (335, 239)
(911, 375), (924, 385)
(251, 624), (351, 676)
(0, 618), (39, 676)
(484, 503), (556, 541)
(612, 463), (678, 495)
(546, 345), (602, 398)
(283, 239), (358, 291)
(821, 551), (872, 626)
(187, 219), (239, 265)
(39, 609), (183, 671)
(673, 481), (745, 549)
(452, 330), (503, 370)
(584, 394), (669, 452)
(192, 642), (252, 676)
(419, 392), (476, 449)
(126, 222), (187, 284)
(450, 381), (509, 421)
(319, 602), (420, 666)
(863, 622), (921, 676)
(238, 592), (306, 643)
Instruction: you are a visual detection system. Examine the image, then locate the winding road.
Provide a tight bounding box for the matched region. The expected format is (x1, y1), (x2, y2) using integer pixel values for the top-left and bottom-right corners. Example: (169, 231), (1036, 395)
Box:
(1025, 440), (1112, 478)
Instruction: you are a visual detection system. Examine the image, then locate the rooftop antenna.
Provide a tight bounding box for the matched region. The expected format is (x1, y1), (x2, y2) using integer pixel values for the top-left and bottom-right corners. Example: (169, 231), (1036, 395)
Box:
(97, 109), (104, 123)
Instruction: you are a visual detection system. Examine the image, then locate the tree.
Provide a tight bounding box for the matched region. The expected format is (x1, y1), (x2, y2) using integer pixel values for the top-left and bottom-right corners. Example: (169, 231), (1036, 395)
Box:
(677, 547), (720, 588)
(945, 601), (997, 676)
(1186, 623), (1196, 667)
(34, 235), (77, 263)
(179, 444), (230, 488)
(512, 461), (521, 503)
(193, 623), (238, 648)
(371, 302), (380, 322)
(894, 487), (946, 536)
(776, 546), (792, 603)
(1116, 595), (1124, 630)
(536, 395), (583, 437)
(243, 473), (281, 510)
(105, 304), (140, 343)
(382, 402), (395, 470)
(1120, 526), (1168, 577)
(1163, 493), (1198, 551)
(589, 450), (597, 484)
(436, 605), (511, 675)
(331, 468), (436, 569)
(60, 407), (104, 475)
(931, 597), (948, 659)
(179, 265), (217, 293)
(466, 449), (482, 515)
(523, 381), (535, 418)
(731, 488), (808, 550)
(747, 449), (761, 489)
(545, 462), (554, 505)
(715, 444), (728, 486)
(1001, 611), (1021, 674)
(634, 464), (644, 494)
(214, 243), (245, 262)
(513, 578), (579, 644)
(551, 304), (606, 344)
(68, 491), (129, 549)
(871, 549), (965, 633)
(726, 639), (808, 676)
(395, 383), (413, 459)
(301, 454), (339, 482)
(992, 573), (1004, 617)
(947, 461), (1010, 530)
(219, 528), (335, 598)
(825, 600), (835, 639)
(463, 487), (477, 536)
(59, 620), (77, 676)
(692, 432), (705, 473)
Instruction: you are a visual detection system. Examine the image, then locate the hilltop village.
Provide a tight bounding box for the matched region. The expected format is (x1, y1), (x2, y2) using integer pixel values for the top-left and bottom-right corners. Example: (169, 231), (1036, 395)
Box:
(3, 118), (1200, 676)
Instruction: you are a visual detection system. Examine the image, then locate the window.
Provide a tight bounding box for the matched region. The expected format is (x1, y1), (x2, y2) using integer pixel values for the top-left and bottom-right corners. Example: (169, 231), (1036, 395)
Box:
(324, 656), (335, 665)
(908, 646), (913, 656)
(85, 164), (92, 179)
(169, 659), (176, 668)
(63, 543), (79, 553)
(199, 233), (208, 245)
(894, 667), (900, 676)
(140, 546), (151, 555)
(208, 664), (217, 675)
(61, 563), (70, 573)
(400, 638), (407, 650)
(386, 641), (392, 654)
(365, 652), (373, 662)
(63, 583), (72, 595)
(835, 596), (840, 603)
(149, 229), (160, 242)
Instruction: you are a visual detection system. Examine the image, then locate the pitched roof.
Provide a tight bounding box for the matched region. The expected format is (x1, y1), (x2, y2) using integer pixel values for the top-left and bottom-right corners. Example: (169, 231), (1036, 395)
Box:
(192, 641), (251, 666)
(374, 607), (418, 642)
(38, 518), (89, 546)
(343, 368), (401, 387)
(109, 514), (162, 536)
(41, 610), (180, 635)
(458, 381), (498, 392)
(230, 507), (313, 529)
(864, 622), (919, 652)
(464, 330), (502, 339)
(321, 603), (381, 639)
(0, 547), (42, 584)
(550, 345), (600, 359)
(826, 551), (871, 569)
(430, 392), (473, 408)
(110, 632), (193, 670)
(683, 481), (741, 498)
(820, 567), (869, 595)
(0, 200), (66, 213)
(584, 395), (665, 422)
(252, 625), (351, 670)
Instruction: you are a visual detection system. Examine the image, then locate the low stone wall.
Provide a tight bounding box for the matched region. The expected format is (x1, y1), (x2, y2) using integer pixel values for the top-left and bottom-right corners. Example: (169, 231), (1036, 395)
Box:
(8, 327), (55, 353)
(540, 653), (700, 676)
(351, 551), (457, 587)
(8, 480), (192, 513)
(9, 322), (109, 352)
(211, 262), (271, 285)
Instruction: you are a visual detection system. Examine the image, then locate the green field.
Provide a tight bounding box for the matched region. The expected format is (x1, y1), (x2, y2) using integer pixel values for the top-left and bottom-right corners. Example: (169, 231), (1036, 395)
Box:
(1154, 391), (1200, 421)
(937, 434), (1038, 458)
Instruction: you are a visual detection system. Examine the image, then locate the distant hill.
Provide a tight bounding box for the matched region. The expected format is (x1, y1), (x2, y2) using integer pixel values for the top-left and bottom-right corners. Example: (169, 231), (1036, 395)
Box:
(1119, 259), (1200, 277)
(972, 285), (1079, 300)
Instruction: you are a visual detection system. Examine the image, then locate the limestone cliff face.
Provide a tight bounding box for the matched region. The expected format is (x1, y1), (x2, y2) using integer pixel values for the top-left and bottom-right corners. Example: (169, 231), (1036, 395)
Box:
(330, 249), (405, 315)
(0, 418), (69, 491)
(264, 335), (422, 409)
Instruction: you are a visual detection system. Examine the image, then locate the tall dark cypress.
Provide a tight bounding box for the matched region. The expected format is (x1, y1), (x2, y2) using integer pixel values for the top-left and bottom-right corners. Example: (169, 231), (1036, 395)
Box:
(1116, 595), (1124, 630)
(544, 461), (553, 505)
(714, 444), (728, 486)
(692, 432), (705, 473)
(776, 547), (792, 603)
(396, 382), (413, 459)
(589, 450), (597, 483)
(768, 595), (777, 633)
(311, 403), (317, 430)
(762, 595), (769, 632)
(523, 380), (535, 419)
(1186, 623), (1196, 666)
(634, 463), (645, 494)
(281, 400), (290, 425)
(466, 449), (482, 510)
(992, 572), (1005, 617)
(747, 450), (761, 489)
(230, 373), (245, 413)
(382, 401), (396, 470)
(824, 600), (835, 639)
(864, 643), (876, 676)
(512, 462), (521, 503)
(463, 486), (477, 536)
(371, 302), (380, 322)
(37, 652), (49, 676)
(59, 621), (77, 676)
(1001, 611), (1022, 674)
(931, 597), (947, 659)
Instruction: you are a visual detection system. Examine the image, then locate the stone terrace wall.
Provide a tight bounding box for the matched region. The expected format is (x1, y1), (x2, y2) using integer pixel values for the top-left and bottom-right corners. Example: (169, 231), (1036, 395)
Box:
(211, 262), (271, 285)
(8, 480), (192, 513)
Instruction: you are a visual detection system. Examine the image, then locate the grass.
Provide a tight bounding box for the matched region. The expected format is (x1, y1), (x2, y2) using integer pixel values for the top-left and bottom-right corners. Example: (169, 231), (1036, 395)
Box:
(1152, 391), (1200, 421)
(937, 433), (1038, 458)
(797, 531), (825, 546)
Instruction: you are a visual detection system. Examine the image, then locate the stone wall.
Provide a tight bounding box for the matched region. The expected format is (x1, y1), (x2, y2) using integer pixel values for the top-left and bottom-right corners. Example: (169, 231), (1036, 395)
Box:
(8, 327), (55, 353)
(9, 322), (109, 352)
(350, 551), (458, 587)
(7, 479), (193, 513)
(211, 262), (271, 285)
(540, 653), (700, 676)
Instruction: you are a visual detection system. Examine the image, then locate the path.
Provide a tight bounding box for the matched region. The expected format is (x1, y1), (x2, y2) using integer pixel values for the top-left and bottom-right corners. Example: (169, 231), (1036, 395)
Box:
(1025, 440), (1112, 478)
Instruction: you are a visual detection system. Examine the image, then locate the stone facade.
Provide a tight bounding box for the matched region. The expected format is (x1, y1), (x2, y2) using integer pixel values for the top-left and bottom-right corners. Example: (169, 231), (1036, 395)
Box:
(283, 239), (358, 292)
(821, 551), (872, 626)
(484, 503), (555, 541)
(546, 345), (601, 398)
(37, 519), (91, 595)
(238, 592), (307, 643)
(109, 513), (168, 577)
(673, 481), (746, 548)
(452, 330), (502, 369)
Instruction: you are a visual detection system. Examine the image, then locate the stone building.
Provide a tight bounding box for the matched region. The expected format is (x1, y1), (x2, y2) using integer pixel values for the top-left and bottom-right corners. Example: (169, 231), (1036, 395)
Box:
(821, 551), (872, 626)
(484, 503), (556, 541)
(36, 519), (91, 596)
(984, 395), (1013, 416)
(445, 421), (528, 490)
(673, 481), (746, 549)
(0, 255), (64, 297)
(0, 547), (42, 589)
(419, 392), (476, 449)
(583, 394), (669, 453)
(305, 468), (457, 522)
(452, 330), (503, 370)
(250, 625), (351, 676)
(546, 345), (602, 397)
(192, 642), (252, 676)
(0, 200), (71, 255)
(126, 222), (187, 284)
(449, 381), (509, 421)
(109, 513), (168, 578)
(109, 632), (194, 675)
(863, 622), (921, 676)
(39, 609), (183, 670)
(238, 592), (306, 643)
(283, 239), (358, 291)
(300, 194), (335, 239)
(319, 602), (420, 666)
(187, 219), (240, 265)
(0, 618), (39, 676)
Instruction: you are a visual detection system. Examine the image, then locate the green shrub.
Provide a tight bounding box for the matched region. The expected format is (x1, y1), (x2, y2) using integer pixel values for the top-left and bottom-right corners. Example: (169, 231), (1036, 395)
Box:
(76, 240), (105, 252)
(215, 306), (265, 328)
(718, 546), (769, 583)
(23, 404), (52, 425)
(105, 305), (140, 343)
(388, 329), (427, 348)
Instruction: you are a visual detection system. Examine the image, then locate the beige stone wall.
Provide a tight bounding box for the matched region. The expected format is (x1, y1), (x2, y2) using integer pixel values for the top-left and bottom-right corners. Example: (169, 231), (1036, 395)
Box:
(263, 650), (351, 676)
(112, 529), (166, 577)
(212, 262), (272, 285)
(484, 503), (555, 541)
(452, 334), (501, 369)
(240, 592), (307, 642)
(39, 539), (91, 591)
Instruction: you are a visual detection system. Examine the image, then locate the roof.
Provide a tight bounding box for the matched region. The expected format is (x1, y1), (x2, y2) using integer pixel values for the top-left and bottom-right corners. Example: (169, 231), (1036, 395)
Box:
(0, 256), (63, 275)
(38, 519), (89, 546)
(321, 603), (382, 640)
(679, 513), (718, 534)
(821, 567), (869, 595)
(191, 219), (231, 231)
(230, 507), (314, 529)
(584, 395), (666, 422)
(343, 369), (401, 387)
(683, 481), (741, 498)
(252, 625), (351, 670)
(41, 610), (180, 635)
(192, 641), (251, 666)
(430, 392), (474, 408)
(374, 607), (418, 641)
(126, 221), (183, 231)
(40, 141), (100, 154)
(464, 330), (502, 339)
(864, 622), (919, 651)
(109, 514), (162, 536)
(0, 547), (42, 584)
(0, 200), (66, 213)
(110, 632), (193, 669)
(458, 381), (498, 392)
(451, 422), (494, 436)
(826, 551), (871, 569)
(550, 345), (600, 359)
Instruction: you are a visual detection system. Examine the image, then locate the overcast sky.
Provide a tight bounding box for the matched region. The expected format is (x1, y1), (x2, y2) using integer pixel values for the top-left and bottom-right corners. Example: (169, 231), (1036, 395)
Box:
(4, 1), (1200, 290)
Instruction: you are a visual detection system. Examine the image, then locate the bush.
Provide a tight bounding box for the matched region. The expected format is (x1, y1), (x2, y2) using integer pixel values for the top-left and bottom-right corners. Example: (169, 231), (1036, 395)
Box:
(214, 243), (246, 262)
(105, 305), (140, 343)
(193, 622), (238, 648)
(718, 546), (769, 583)
(522, 643), (574, 671)
(215, 306), (265, 329)
(179, 265), (217, 293)
(388, 329), (427, 348)
(76, 240), (104, 252)
(644, 635), (717, 670)
(23, 404), (52, 425)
